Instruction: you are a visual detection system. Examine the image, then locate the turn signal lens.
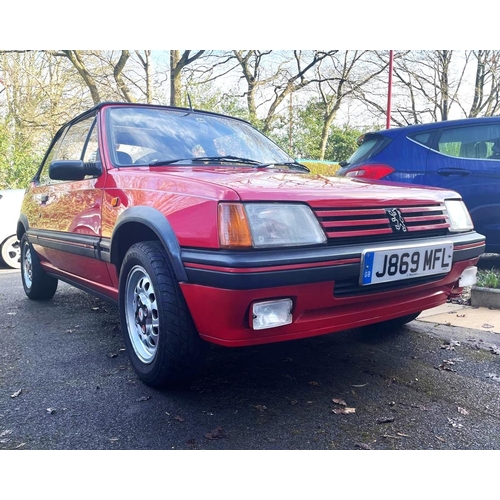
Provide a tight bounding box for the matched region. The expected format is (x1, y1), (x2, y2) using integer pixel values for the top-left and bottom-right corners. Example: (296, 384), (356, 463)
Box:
(218, 203), (252, 248)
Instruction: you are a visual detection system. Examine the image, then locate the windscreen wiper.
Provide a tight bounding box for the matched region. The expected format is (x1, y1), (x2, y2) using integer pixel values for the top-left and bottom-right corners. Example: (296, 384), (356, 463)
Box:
(253, 161), (310, 172)
(149, 155), (264, 167)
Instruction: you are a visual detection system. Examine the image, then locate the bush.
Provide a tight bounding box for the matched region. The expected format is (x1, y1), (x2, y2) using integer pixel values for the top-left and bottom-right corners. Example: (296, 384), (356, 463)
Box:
(476, 268), (500, 289)
(301, 161), (340, 176)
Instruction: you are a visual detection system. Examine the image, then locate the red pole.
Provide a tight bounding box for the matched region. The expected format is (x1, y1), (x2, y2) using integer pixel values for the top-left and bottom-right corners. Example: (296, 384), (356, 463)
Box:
(386, 50), (394, 129)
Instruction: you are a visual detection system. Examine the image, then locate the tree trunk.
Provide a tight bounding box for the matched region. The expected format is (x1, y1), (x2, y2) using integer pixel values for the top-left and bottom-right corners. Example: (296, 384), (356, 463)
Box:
(170, 50), (182, 106)
(62, 50), (101, 104)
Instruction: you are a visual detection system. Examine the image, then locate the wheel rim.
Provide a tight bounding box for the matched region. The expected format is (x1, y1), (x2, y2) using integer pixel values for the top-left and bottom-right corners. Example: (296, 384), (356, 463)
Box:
(4, 237), (21, 268)
(22, 241), (33, 288)
(124, 265), (160, 364)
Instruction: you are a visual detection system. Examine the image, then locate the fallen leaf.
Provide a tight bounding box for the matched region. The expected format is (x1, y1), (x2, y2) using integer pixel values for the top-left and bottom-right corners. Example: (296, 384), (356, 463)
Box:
(0, 430), (13, 437)
(490, 347), (500, 355)
(136, 396), (151, 402)
(253, 405), (267, 412)
(436, 361), (457, 372)
(205, 427), (227, 440)
(447, 417), (463, 429)
(482, 324), (494, 329)
(332, 398), (347, 406)
(290, 400), (298, 406)
(332, 407), (356, 415)
(107, 352), (118, 358)
(457, 407), (469, 416)
(436, 436), (446, 442)
(10, 389), (22, 398)
(456, 314), (466, 317)
(376, 416), (395, 424)
(309, 381), (320, 386)
(355, 442), (372, 450)
(351, 384), (368, 388)
(487, 373), (500, 382)
(174, 415), (185, 422)
(46, 408), (56, 414)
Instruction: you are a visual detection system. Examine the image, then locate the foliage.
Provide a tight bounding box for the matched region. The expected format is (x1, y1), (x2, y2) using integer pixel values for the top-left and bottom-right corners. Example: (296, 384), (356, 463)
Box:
(0, 125), (42, 189)
(301, 161), (339, 176)
(291, 99), (364, 161)
(182, 81), (249, 121)
(476, 268), (500, 289)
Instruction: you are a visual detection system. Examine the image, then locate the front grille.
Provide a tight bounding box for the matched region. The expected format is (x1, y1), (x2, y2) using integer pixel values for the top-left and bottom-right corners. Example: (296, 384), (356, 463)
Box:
(313, 203), (449, 243)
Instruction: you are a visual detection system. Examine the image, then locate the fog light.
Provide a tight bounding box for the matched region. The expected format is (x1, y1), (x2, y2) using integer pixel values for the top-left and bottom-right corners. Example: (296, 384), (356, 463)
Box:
(459, 266), (477, 287)
(252, 299), (293, 330)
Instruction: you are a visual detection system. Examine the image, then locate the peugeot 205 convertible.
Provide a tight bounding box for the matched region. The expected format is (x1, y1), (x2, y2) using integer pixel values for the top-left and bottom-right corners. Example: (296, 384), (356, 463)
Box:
(17, 102), (485, 387)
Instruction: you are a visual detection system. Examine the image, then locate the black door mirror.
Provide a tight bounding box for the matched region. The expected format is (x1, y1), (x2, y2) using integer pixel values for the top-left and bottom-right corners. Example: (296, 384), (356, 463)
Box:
(49, 160), (102, 181)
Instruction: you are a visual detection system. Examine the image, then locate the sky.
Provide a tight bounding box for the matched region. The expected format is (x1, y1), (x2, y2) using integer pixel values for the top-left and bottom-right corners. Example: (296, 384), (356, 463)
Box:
(4, 1), (499, 49)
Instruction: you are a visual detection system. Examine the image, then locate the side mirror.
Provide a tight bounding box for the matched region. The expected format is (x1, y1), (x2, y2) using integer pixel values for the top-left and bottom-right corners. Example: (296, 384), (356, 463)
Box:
(49, 160), (102, 181)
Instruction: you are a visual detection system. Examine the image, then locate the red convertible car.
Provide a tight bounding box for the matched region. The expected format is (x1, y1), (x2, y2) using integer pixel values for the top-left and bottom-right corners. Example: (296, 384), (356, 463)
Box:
(18, 102), (485, 387)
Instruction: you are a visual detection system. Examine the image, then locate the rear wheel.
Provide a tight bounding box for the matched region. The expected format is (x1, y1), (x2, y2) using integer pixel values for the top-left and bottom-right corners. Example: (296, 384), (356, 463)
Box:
(1, 235), (21, 269)
(20, 234), (58, 300)
(119, 241), (208, 387)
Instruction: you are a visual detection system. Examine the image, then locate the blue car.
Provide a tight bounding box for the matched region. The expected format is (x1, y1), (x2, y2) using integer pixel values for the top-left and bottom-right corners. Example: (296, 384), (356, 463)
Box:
(336, 116), (500, 253)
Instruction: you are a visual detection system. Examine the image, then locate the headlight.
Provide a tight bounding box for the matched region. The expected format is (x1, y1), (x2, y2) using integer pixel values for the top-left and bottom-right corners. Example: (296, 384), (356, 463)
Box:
(445, 200), (474, 232)
(218, 203), (326, 248)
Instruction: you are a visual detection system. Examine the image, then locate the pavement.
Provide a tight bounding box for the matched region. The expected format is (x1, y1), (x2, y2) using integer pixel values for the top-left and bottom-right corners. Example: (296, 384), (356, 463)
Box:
(416, 253), (500, 335)
(417, 302), (500, 335)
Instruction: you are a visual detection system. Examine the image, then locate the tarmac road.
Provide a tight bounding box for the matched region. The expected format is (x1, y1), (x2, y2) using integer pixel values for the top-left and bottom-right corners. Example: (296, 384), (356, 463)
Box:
(2, 261), (500, 450)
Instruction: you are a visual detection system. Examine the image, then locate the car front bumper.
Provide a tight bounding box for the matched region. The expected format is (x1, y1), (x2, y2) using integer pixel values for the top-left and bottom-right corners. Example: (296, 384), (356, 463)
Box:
(180, 233), (485, 347)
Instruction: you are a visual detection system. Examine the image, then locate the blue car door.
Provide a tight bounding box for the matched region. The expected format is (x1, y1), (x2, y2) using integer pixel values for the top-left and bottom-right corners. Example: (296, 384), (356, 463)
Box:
(425, 121), (500, 252)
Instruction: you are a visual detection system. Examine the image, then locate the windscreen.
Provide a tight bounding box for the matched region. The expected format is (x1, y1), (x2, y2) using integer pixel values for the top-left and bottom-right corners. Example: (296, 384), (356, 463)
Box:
(106, 107), (293, 166)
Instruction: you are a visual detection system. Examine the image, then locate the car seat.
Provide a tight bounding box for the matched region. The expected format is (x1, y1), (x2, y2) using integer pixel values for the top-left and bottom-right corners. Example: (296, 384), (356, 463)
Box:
(116, 151), (133, 165)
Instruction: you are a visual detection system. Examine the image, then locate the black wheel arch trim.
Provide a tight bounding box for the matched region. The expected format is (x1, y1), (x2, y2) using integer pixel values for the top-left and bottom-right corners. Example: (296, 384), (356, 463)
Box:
(17, 214), (29, 240)
(111, 206), (187, 282)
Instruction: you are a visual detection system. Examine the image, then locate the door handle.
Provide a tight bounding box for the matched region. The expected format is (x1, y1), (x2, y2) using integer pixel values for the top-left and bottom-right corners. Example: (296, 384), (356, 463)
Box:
(437, 168), (471, 177)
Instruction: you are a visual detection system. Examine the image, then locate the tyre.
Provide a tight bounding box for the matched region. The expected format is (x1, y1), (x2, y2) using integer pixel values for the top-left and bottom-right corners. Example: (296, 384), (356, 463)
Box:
(1, 235), (21, 269)
(20, 234), (58, 300)
(368, 312), (422, 332)
(119, 241), (208, 387)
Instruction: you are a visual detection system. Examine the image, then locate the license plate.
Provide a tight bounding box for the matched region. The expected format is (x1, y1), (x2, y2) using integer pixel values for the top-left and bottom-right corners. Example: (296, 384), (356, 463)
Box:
(361, 241), (453, 286)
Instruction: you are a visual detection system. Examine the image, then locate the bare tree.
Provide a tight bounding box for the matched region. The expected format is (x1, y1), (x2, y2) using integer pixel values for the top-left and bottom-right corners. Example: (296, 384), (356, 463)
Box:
(314, 51), (389, 159)
(467, 50), (500, 117)
(388, 50), (468, 123)
(232, 50), (340, 133)
(169, 50), (205, 106)
(48, 50), (140, 104)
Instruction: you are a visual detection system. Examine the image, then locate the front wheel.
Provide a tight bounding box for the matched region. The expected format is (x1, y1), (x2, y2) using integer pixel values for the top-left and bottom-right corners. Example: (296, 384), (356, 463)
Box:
(20, 234), (58, 300)
(119, 241), (208, 387)
(367, 312), (422, 333)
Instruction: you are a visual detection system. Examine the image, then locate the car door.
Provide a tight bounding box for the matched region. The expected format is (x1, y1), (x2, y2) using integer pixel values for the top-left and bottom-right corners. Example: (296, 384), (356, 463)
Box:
(27, 114), (113, 285)
(425, 121), (500, 251)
